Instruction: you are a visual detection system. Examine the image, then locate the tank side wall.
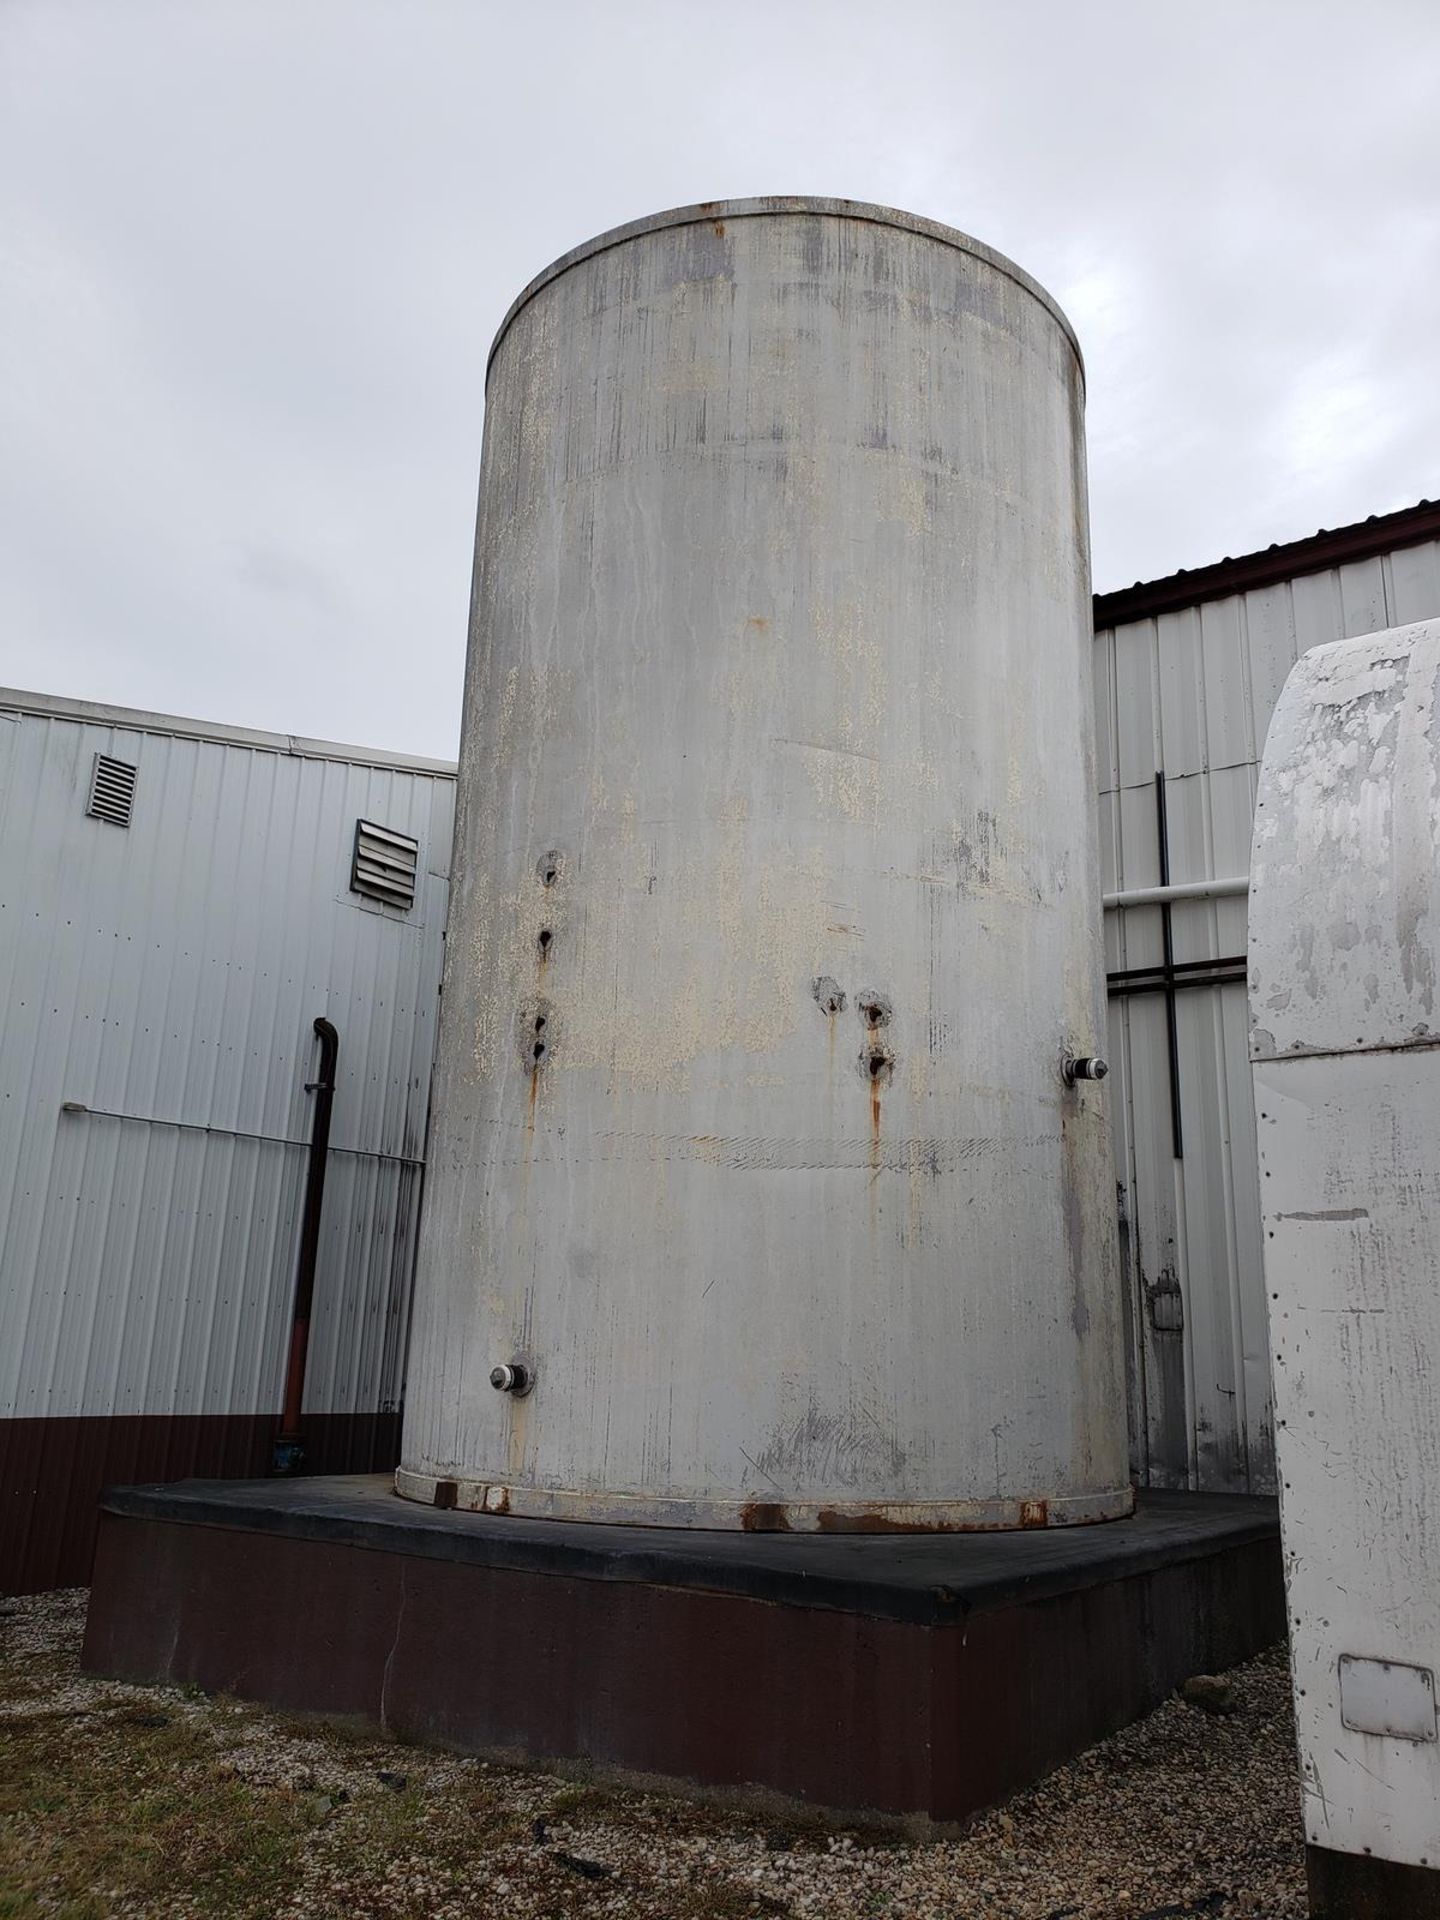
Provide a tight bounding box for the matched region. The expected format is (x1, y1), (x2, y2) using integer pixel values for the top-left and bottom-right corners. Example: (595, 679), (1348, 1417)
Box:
(403, 209), (1124, 1516)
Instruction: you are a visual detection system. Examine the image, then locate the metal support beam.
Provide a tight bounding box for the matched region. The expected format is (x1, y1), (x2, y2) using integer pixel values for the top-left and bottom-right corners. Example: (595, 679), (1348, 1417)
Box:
(1154, 773), (1184, 1159)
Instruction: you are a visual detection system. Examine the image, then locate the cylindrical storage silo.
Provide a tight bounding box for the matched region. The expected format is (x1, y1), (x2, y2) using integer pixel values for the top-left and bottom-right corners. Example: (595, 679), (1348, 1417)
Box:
(399, 197), (1130, 1530)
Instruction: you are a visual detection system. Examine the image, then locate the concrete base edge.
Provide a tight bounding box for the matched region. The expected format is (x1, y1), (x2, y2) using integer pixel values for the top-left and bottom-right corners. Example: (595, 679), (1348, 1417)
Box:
(1307, 1844), (1440, 1918)
(83, 1480), (1281, 1822)
(393, 1464), (1137, 1531)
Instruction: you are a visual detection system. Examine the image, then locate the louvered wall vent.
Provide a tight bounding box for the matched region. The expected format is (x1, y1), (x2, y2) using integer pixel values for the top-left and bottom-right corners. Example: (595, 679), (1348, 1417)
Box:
(86, 754), (138, 827)
(351, 819), (419, 909)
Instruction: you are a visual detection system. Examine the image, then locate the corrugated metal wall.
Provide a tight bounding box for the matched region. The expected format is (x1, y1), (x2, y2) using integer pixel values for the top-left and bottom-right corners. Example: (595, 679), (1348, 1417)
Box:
(1095, 534), (1440, 1493)
(7, 518), (1436, 1586)
(0, 692), (453, 1588)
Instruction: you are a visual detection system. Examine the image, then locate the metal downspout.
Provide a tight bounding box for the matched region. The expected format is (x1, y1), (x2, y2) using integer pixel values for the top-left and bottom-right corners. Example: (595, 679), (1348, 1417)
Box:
(272, 1017), (339, 1474)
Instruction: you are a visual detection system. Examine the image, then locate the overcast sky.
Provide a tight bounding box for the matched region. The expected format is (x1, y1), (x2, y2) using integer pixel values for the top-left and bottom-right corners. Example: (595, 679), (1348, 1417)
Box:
(3, 2), (1438, 759)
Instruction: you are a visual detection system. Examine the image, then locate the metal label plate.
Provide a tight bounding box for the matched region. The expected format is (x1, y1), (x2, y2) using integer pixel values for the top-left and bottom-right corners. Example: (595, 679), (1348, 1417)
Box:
(1339, 1656), (1438, 1743)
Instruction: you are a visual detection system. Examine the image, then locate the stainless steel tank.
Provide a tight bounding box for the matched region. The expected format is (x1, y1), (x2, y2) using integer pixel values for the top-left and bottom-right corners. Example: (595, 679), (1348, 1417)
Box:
(398, 197), (1129, 1530)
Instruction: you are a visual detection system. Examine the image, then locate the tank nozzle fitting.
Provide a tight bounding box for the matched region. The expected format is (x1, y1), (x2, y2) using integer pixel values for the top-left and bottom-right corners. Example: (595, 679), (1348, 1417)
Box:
(1063, 1055), (1109, 1085)
(489, 1362), (532, 1395)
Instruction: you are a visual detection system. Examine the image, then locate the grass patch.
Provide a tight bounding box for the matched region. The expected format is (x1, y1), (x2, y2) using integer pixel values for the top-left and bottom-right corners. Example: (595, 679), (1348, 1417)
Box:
(0, 1710), (312, 1917)
(1, 1592), (1307, 1918)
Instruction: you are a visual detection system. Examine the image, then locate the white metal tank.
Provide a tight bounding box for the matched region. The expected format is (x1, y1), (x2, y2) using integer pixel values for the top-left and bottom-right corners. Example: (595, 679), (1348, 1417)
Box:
(1251, 619), (1440, 1897)
(399, 198), (1129, 1531)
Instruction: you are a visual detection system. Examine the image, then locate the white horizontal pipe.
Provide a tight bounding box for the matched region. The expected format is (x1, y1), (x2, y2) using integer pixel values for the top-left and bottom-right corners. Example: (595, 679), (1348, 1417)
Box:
(1103, 875), (1250, 910)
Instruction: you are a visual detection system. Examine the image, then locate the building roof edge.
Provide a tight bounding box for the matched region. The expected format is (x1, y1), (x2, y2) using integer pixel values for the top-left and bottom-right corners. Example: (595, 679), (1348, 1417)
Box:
(0, 686), (458, 777)
(1094, 498), (1440, 628)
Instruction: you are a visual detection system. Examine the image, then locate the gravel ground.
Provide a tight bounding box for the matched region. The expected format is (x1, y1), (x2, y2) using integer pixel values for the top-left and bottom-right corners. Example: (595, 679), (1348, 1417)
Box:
(1, 1588), (1305, 1918)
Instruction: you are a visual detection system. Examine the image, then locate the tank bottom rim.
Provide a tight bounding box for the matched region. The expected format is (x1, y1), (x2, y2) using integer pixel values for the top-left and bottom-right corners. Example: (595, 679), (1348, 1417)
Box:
(393, 1466), (1135, 1532)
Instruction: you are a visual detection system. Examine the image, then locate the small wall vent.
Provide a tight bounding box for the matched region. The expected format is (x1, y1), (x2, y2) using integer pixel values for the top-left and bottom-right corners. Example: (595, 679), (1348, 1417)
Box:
(351, 819), (419, 909)
(86, 754), (137, 827)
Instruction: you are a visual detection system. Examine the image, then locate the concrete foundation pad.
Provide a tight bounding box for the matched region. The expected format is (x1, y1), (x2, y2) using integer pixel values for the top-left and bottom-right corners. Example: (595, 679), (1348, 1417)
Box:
(1307, 1845), (1440, 1918)
(83, 1476), (1282, 1822)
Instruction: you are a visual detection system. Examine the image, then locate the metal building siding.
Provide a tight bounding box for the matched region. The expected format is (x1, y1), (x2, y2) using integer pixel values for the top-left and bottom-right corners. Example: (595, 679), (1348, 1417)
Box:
(0, 699), (453, 1442)
(1096, 534), (1440, 1493)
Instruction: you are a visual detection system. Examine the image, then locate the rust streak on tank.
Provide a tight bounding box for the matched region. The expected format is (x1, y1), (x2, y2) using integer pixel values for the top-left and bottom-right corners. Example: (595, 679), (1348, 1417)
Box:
(814, 1509), (938, 1534)
(739, 1502), (792, 1532)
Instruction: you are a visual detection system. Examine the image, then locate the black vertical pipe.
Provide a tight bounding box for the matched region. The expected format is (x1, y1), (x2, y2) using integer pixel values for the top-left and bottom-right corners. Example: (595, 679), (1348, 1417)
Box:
(1154, 772), (1184, 1159)
(273, 1017), (339, 1474)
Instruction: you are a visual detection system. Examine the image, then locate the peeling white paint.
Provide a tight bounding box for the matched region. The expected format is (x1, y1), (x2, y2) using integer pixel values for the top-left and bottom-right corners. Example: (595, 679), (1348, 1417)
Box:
(1252, 619), (1440, 1874)
(1251, 621), (1440, 1061)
